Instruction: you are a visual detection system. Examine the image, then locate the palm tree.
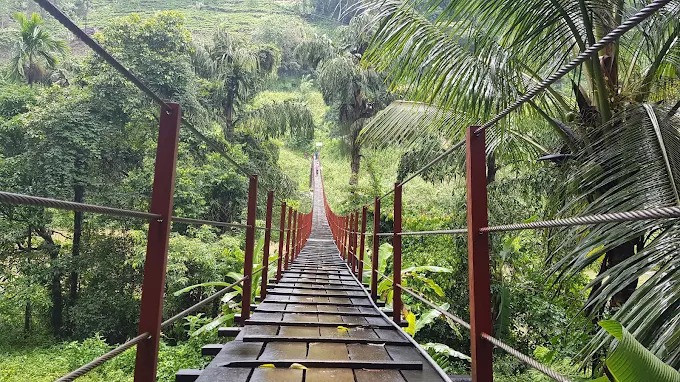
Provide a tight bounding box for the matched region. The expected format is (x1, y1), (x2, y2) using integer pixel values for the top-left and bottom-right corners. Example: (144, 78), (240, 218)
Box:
(9, 12), (66, 85)
(194, 29), (314, 142)
(356, 0), (679, 371)
(296, 15), (391, 184)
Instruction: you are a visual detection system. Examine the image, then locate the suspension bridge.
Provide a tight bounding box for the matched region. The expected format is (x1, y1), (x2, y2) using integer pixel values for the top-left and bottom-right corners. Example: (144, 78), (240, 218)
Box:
(1, 0), (676, 381)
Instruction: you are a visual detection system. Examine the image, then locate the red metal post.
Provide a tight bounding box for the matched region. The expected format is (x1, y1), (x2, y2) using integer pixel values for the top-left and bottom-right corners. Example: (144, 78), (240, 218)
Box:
(277, 202), (286, 281)
(359, 206), (367, 279)
(295, 213), (300, 259)
(291, 211), (298, 262)
(392, 183), (403, 324)
(352, 211), (359, 274)
(466, 127), (493, 382)
(342, 217), (348, 260)
(371, 197), (380, 301)
(241, 175), (258, 322)
(134, 103), (181, 382)
(285, 206), (292, 270)
(260, 190), (274, 300)
(347, 213), (354, 268)
(346, 214), (351, 268)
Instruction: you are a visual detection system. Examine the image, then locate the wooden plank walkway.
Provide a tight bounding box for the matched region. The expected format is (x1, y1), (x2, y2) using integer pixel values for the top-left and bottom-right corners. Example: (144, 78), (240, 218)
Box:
(176, 164), (461, 382)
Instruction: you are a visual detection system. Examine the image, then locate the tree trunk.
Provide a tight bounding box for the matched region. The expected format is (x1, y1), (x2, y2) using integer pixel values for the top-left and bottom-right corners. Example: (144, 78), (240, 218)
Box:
(36, 227), (62, 334)
(349, 128), (361, 186)
(606, 238), (640, 309)
(224, 77), (237, 141)
(486, 152), (496, 184)
(24, 224), (32, 333)
(69, 183), (84, 303)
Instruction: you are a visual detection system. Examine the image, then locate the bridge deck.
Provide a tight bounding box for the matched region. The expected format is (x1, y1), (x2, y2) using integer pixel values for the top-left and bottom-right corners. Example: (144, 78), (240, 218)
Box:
(180, 164), (452, 382)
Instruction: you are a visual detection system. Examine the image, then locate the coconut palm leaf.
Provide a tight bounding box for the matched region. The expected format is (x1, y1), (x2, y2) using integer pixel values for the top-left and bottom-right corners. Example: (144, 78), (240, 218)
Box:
(358, 100), (551, 181)
(9, 12), (66, 85)
(548, 104), (680, 367)
(238, 100), (315, 140)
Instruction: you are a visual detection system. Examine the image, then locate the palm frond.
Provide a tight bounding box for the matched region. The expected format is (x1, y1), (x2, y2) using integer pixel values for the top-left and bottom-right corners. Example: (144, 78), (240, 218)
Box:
(548, 104), (680, 367)
(238, 100), (315, 140)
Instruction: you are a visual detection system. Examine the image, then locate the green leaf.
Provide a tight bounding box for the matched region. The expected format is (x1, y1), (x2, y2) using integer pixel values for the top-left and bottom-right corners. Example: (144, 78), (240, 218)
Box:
(423, 342), (471, 362)
(191, 314), (233, 336)
(173, 281), (236, 296)
(402, 265), (452, 274)
(227, 271), (244, 282)
(221, 290), (241, 303)
(598, 320), (680, 382)
(414, 303), (449, 334)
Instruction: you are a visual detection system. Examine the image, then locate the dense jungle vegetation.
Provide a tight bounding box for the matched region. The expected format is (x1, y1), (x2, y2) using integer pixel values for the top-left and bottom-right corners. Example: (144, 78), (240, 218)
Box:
(0, 0), (678, 381)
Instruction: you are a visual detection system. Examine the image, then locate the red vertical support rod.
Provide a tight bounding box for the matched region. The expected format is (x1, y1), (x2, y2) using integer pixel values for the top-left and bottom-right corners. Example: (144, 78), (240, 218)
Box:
(347, 213), (354, 268)
(291, 211), (298, 261)
(284, 206), (293, 270)
(359, 206), (367, 279)
(241, 175), (258, 322)
(346, 216), (352, 266)
(134, 103), (181, 382)
(392, 183), (403, 324)
(295, 213), (301, 258)
(277, 202), (286, 281)
(352, 211), (359, 274)
(260, 190), (274, 301)
(466, 126), (493, 382)
(371, 197), (380, 301)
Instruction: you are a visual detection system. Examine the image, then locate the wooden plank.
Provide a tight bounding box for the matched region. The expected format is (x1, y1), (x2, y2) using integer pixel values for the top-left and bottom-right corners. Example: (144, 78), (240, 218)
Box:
(347, 344), (391, 360)
(348, 327), (379, 339)
(307, 343), (349, 360)
(254, 308), (381, 317)
(306, 368), (355, 382)
(282, 313), (319, 323)
(210, 341), (264, 367)
(259, 342), (308, 359)
(194, 367), (251, 382)
(279, 326), (320, 337)
(219, 360), (422, 369)
(386, 345), (451, 382)
(317, 314), (343, 323)
(355, 369), (407, 382)
(250, 368), (303, 382)
(243, 335), (409, 345)
(375, 329), (407, 342)
(341, 315), (368, 325)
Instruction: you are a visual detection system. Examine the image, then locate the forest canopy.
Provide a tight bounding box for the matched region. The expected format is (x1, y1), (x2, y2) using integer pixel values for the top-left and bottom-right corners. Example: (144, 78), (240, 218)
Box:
(0, 0), (678, 381)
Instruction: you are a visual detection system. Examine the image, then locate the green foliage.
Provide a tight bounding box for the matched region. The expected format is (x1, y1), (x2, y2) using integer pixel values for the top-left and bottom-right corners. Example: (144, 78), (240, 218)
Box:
(0, 334), (210, 382)
(594, 320), (680, 382)
(8, 12), (67, 85)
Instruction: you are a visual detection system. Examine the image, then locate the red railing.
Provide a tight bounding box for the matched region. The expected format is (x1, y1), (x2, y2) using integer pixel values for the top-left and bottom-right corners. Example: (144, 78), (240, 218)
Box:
(20, 1), (676, 381)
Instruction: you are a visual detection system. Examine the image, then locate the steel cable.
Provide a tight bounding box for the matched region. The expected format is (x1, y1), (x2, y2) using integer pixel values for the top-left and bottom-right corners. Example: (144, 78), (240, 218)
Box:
(482, 205), (680, 232)
(34, 0), (255, 179)
(375, 271), (470, 330)
(475, 0), (672, 135)
(58, 257), (278, 381)
(386, 0), (672, 183)
(0, 191), (160, 220)
(375, 272), (572, 381)
(55, 332), (150, 382)
(160, 278), (246, 328)
(172, 216), (250, 229)
(34, 0), (171, 110)
(482, 333), (571, 382)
